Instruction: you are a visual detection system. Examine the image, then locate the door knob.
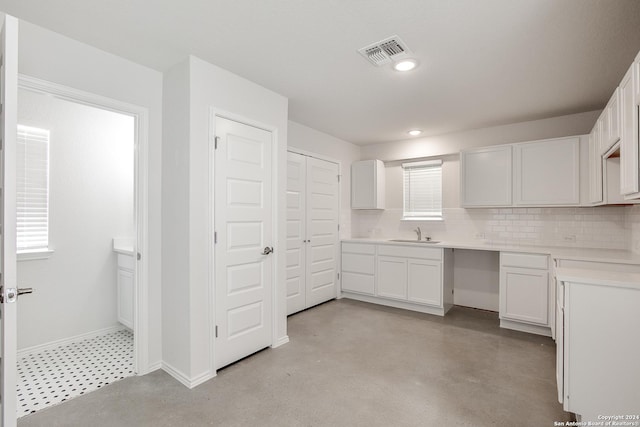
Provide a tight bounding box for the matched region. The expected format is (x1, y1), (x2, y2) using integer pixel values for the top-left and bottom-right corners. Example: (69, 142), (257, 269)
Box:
(262, 246), (274, 255)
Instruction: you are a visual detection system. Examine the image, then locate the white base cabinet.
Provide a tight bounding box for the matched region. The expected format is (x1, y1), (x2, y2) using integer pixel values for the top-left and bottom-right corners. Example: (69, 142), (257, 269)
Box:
(342, 242), (453, 316)
(499, 252), (551, 336)
(557, 272), (640, 421)
(117, 253), (134, 329)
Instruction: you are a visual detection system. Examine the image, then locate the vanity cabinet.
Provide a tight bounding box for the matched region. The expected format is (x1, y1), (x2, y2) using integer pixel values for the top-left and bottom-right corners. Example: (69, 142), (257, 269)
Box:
(499, 252), (551, 335)
(351, 160), (385, 209)
(117, 253), (134, 329)
(460, 145), (512, 207)
(513, 137), (580, 206)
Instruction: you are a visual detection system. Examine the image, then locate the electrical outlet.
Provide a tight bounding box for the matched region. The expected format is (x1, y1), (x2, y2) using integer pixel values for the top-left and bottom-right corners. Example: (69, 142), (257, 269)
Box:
(563, 234), (576, 243)
(474, 232), (485, 239)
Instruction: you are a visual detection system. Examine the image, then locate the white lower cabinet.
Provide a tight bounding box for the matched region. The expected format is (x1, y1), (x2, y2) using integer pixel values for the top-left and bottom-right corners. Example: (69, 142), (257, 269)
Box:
(499, 252), (551, 335)
(557, 272), (640, 421)
(407, 259), (441, 306)
(117, 253), (134, 329)
(377, 256), (407, 300)
(341, 242), (453, 316)
(341, 243), (375, 295)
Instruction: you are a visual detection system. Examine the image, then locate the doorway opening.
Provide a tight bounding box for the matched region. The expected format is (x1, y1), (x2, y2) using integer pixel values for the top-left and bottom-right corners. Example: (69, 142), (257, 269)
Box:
(14, 77), (148, 417)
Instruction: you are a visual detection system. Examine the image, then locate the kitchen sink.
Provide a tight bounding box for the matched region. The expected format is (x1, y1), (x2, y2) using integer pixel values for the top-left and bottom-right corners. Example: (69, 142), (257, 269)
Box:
(388, 239), (441, 244)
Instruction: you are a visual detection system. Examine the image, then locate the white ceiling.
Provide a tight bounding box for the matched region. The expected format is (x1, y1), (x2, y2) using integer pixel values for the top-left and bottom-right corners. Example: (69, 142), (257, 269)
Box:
(2, 0), (640, 145)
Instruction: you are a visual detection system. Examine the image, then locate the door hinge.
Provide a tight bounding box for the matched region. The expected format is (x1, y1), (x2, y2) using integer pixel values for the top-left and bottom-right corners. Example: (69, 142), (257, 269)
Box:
(137, 252), (141, 261)
(337, 224), (340, 231)
(215, 325), (218, 338)
(337, 272), (340, 279)
(214, 136), (220, 150)
(337, 174), (341, 182)
(214, 231), (218, 244)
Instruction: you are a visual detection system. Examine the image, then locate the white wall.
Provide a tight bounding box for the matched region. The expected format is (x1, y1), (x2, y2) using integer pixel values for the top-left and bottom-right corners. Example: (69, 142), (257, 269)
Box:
(17, 89), (134, 349)
(287, 121), (361, 238)
(360, 110), (601, 161)
(18, 20), (164, 368)
(162, 56), (288, 386)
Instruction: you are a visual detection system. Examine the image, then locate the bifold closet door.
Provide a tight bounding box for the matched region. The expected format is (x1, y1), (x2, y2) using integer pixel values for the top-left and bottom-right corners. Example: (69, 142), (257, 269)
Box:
(286, 152), (306, 315)
(286, 152), (339, 315)
(305, 157), (339, 308)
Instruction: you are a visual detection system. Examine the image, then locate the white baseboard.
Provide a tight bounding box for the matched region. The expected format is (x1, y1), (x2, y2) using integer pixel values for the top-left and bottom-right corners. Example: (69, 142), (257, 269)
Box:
(500, 319), (552, 337)
(161, 362), (215, 389)
(18, 325), (125, 358)
(272, 335), (290, 348)
(146, 361), (163, 373)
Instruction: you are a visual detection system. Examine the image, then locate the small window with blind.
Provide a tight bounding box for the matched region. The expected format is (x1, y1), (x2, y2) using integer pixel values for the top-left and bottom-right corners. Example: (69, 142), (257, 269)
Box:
(402, 159), (443, 220)
(17, 124), (50, 256)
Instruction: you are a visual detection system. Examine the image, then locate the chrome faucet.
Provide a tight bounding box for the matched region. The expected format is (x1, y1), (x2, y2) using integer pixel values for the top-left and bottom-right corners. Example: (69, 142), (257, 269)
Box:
(414, 227), (422, 241)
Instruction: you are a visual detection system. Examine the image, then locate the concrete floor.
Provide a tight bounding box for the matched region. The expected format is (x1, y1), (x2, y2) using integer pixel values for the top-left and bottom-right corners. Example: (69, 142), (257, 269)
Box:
(19, 299), (570, 426)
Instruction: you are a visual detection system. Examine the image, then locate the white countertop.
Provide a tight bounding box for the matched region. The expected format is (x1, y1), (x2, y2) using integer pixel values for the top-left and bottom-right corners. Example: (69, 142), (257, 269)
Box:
(341, 238), (640, 265)
(113, 237), (135, 256)
(556, 267), (640, 290)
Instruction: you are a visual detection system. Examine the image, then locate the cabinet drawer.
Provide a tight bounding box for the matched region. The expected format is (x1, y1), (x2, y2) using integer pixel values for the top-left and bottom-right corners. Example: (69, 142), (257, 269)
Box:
(501, 252), (548, 270)
(378, 244), (442, 261)
(118, 253), (135, 271)
(341, 272), (374, 295)
(342, 253), (375, 275)
(342, 242), (376, 255)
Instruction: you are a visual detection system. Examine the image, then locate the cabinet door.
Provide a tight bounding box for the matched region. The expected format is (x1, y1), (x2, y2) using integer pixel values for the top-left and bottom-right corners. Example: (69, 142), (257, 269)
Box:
(117, 268), (134, 329)
(351, 160), (384, 209)
(377, 256), (407, 300)
(460, 146), (512, 206)
(514, 137), (580, 205)
(286, 152), (306, 315)
(589, 125), (603, 204)
(407, 259), (442, 307)
(606, 88), (621, 151)
(620, 64), (638, 196)
(556, 282), (564, 404)
(500, 267), (549, 325)
(341, 250), (375, 295)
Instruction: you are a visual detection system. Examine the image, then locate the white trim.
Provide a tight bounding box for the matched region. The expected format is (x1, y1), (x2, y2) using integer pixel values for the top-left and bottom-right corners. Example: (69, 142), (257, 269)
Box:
(18, 74), (151, 375)
(17, 325), (125, 358)
(208, 108), (282, 374)
(272, 335), (290, 348)
(341, 292), (448, 316)
(402, 159), (442, 168)
(17, 249), (54, 261)
(499, 319), (552, 337)
(287, 147), (340, 165)
(147, 361), (163, 372)
(161, 362), (216, 389)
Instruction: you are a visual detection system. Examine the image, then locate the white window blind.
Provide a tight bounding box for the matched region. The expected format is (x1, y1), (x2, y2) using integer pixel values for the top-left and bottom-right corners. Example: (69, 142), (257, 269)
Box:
(402, 159), (442, 219)
(17, 124), (50, 252)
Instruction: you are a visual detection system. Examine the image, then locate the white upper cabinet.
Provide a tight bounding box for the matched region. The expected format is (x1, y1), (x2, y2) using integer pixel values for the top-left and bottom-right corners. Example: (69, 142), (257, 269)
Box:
(588, 124), (604, 205)
(460, 145), (512, 207)
(601, 88), (621, 154)
(620, 61), (640, 197)
(351, 159), (385, 209)
(513, 137), (580, 206)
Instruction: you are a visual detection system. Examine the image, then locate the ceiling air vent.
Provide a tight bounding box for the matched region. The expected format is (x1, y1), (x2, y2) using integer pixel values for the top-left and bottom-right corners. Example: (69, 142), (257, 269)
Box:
(358, 35), (412, 67)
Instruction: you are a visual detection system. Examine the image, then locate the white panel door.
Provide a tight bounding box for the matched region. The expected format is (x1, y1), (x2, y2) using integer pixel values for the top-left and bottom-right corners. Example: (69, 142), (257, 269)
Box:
(305, 157), (339, 308)
(500, 267), (548, 325)
(0, 15), (19, 427)
(285, 152), (305, 315)
(214, 117), (273, 369)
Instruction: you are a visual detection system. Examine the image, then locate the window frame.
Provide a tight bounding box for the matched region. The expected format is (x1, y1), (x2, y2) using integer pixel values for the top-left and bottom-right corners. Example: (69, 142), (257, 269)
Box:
(16, 124), (53, 260)
(401, 159), (443, 221)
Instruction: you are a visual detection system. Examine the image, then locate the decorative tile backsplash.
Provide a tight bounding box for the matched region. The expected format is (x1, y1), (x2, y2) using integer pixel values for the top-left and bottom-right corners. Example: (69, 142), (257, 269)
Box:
(352, 206), (631, 250)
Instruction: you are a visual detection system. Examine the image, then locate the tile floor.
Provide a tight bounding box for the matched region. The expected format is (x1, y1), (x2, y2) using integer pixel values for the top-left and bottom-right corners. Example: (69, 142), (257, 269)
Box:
(17, 328), (134, 417)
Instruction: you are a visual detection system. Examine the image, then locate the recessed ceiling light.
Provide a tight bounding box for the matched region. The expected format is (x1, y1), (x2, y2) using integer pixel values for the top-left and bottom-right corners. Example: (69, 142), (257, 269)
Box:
(394, 59), (418, 72)
(408, 129), (422, 136)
